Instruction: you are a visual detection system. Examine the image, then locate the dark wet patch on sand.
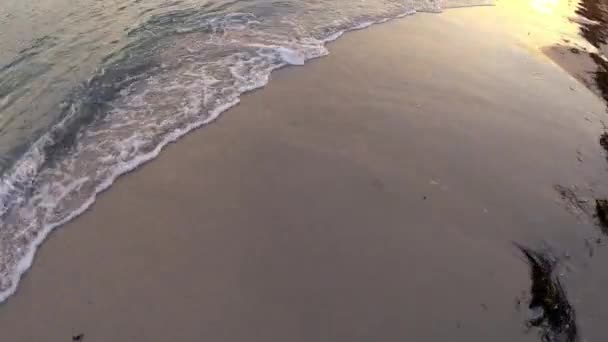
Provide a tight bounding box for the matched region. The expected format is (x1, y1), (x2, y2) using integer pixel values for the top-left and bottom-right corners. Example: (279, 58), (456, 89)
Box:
(516, 244), (578, 342)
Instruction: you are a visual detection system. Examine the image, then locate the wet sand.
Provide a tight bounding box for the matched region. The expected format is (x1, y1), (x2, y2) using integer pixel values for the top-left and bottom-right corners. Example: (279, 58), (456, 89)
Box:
(1, 6), (608, 342)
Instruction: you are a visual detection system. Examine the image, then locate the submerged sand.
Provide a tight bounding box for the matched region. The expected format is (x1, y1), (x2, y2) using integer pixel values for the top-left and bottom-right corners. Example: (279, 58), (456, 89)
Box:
(0, 7), (607, 342)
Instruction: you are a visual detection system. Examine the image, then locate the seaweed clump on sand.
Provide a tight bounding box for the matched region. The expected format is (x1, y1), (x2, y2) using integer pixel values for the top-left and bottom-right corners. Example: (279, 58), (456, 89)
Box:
(595, 199), (608, 234)
(516, 244), (578, 342)
(599, 131), (608, 155)
(589, 53), (608, 105)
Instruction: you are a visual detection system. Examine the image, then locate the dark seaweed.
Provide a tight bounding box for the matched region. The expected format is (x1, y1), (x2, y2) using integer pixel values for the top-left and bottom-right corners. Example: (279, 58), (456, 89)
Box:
(589, 53), (608, 105)
(595, 199), (608, 233)
(600, 131), (608, 151)
(576, 0), (608, 49)
(516, 244), (578, 342)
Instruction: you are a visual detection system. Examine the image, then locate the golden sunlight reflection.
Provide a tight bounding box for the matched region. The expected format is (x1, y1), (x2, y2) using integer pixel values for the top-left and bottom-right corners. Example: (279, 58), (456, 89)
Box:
(495, 0), (587, 50)
(530, 0), (560, 15)
(492, 0), (608, 110)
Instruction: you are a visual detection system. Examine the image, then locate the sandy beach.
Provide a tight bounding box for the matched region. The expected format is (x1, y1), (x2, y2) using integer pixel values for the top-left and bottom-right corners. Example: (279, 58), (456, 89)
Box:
(1, 5), (608, 342)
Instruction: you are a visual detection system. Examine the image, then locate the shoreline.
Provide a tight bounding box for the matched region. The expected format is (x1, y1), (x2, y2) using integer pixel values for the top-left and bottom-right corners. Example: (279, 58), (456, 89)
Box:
(0, 6), (446, 305)
(1, 5), (607, 342)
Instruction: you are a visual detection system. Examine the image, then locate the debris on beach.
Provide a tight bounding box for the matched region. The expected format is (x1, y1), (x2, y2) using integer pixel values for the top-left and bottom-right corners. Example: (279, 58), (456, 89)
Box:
(595, 199), (608, 234)
(600, 131), (608, 153)
(589, 53), (608, 105)
(553, 185), (608, 235)
(554, 185), (593, 219)
(72, 333), (84, 341)
(516, 244), (578, 342)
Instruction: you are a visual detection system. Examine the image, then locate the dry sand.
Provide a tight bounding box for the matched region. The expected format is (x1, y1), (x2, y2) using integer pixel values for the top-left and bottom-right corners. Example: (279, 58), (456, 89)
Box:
(1, 6), (608, 342)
